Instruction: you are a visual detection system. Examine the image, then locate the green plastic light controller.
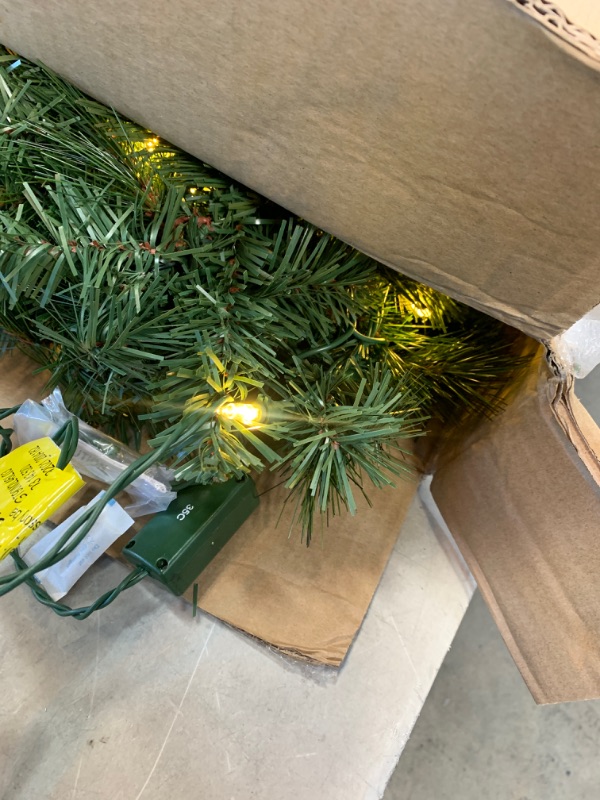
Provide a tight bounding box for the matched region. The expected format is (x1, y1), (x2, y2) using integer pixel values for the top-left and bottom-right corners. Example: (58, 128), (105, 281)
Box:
(122, 478), (259, 596)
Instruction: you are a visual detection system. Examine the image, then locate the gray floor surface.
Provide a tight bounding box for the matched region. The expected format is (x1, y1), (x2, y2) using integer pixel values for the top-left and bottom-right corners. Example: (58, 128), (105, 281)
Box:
(384, 592), (600, 800)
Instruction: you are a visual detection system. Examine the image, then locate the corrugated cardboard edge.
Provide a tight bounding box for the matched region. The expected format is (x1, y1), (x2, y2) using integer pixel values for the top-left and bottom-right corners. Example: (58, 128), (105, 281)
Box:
(550, 361), (600, 481)
(432, 352), (600, 704)
(507, 0), (600, 68)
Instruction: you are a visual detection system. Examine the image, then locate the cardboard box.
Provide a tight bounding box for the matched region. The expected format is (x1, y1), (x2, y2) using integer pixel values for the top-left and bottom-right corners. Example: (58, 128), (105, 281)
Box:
(3, 0), (600, 702)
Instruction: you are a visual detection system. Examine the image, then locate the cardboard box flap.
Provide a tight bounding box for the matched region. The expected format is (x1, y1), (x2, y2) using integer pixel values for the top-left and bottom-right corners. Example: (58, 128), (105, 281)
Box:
(432, 355), (600, 703)
(180, 469), (419, 666)
(4, 0), (600, 340)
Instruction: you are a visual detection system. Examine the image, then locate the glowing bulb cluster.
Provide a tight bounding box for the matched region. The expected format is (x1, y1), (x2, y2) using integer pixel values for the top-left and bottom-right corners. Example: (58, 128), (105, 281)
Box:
(217, 403), (262, 426)
(144, 137), (160, 152)
(187, 187), (211, 196)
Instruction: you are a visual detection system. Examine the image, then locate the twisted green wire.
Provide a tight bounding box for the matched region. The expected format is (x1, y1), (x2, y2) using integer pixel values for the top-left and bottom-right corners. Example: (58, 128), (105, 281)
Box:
(0, 404), (175, 618)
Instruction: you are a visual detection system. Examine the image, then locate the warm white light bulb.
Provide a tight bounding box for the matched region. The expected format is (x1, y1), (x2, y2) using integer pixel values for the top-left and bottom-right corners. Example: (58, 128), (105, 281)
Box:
(218, 403), (262, 426)
(409, 303), (432, 319)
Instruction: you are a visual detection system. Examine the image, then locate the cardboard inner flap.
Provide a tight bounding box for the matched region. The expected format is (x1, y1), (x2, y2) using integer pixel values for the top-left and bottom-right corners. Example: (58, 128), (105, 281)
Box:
(432, 355), (600, 704)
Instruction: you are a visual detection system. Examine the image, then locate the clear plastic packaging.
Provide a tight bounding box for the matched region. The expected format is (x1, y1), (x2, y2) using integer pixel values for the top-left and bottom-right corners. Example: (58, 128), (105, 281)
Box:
(13, 389), (176, 517)
(23, 492), (135, 601)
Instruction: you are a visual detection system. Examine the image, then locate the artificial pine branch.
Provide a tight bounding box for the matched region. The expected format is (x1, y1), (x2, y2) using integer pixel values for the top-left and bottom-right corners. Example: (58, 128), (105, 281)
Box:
(0, 47), (526, 541)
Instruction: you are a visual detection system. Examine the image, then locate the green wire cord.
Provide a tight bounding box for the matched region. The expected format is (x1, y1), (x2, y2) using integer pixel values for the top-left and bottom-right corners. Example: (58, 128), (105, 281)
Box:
(0, 404), (172, 619)
(10, 550), (148, 620)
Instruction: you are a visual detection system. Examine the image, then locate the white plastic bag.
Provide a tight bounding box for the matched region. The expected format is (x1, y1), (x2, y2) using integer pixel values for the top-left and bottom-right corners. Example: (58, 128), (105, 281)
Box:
(23, 492), (134, 601)
(14, 389), (176, 517)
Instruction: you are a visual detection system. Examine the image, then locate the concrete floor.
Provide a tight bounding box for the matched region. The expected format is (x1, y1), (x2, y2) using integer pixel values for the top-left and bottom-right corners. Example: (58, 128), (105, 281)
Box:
(384, 592), (600, 800)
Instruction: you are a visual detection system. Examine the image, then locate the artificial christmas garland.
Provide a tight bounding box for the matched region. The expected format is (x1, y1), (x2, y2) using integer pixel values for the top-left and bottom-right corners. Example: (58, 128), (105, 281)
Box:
(0, 48), (523, 542)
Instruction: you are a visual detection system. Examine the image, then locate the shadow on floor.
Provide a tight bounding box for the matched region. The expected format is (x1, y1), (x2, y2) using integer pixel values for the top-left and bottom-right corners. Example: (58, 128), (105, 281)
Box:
(384, 592), (600, 800)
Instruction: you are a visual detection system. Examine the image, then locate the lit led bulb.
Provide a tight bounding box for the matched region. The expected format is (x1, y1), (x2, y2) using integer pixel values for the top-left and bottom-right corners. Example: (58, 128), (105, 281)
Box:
(409, 303), (432, 319)
(145, 137), (160, 152)
(188, 187), (198, 195)
(218, 403), (262, 426)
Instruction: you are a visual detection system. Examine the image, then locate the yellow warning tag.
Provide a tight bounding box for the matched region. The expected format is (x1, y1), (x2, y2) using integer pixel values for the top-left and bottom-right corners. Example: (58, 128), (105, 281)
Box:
(0, 437), (84, 560)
